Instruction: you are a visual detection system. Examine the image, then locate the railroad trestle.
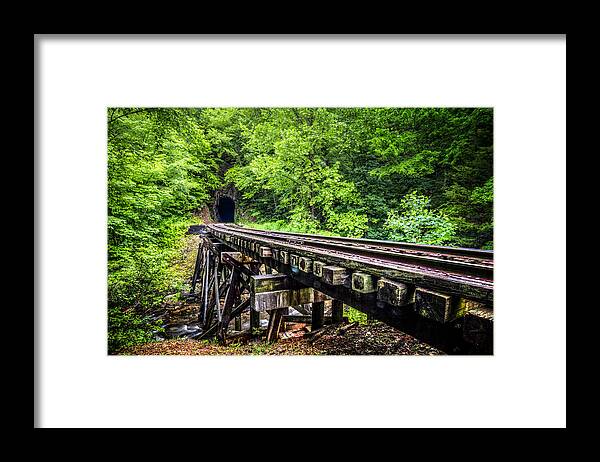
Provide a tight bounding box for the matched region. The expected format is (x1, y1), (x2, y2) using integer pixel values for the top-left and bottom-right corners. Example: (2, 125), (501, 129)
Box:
(187, 224), (494, 354)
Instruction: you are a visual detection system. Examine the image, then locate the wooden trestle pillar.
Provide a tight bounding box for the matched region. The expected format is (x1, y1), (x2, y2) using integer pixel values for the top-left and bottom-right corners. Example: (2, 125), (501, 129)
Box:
(332, 299), (344, 324)
(311, 301), (325, 330)
(191, 234), (350, 345)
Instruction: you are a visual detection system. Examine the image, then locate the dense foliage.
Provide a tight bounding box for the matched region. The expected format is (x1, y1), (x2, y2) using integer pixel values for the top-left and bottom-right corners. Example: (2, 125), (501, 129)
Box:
(107, 108), (220, 352)
(107, 107), (493, 352)
(209, 108), (493, 247)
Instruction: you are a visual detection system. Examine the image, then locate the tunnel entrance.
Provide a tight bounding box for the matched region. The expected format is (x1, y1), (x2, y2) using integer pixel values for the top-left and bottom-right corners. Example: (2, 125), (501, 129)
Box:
(216, 196), (235, 223)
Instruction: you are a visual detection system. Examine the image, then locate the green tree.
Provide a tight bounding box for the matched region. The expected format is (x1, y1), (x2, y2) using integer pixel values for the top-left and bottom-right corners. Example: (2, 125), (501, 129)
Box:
(383, 191), (457, 245)
(107, 108), (220, 353)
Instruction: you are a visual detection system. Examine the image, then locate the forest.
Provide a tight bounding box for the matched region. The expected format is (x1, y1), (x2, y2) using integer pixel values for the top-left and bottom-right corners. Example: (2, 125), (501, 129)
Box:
(107, 107), (493, 353)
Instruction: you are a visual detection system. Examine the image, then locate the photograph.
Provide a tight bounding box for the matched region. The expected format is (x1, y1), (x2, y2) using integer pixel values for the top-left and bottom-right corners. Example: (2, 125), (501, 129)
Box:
(107, 107), (494, 356)
(36, 34), (566, 429)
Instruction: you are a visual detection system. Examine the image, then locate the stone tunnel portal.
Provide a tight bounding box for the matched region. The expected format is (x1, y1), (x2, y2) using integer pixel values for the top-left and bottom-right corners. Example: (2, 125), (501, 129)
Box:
(216, 196), (235, 223)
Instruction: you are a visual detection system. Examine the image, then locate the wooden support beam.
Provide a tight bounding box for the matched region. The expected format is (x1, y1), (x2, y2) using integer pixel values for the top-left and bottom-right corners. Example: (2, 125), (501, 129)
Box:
(311, 301), (325, 330)
(250, 309), (260, 333)
(279, 250), (289, 265)
(280, 307), (289, 332)
(352, 272), (377, 293)
(221, 253), (257, 279)
(415, 288), (455, 323)
(252, 287), (331, 311)
(201, 250), (212, 324)
(217, 267), (239, 341)
(313, 261), (325, 278)
(293, 304), (311, 315)
(220, 251), (252, 264)
(290, 254), (300, 267)
(331, 299), (344, 323)
(377, 278), (414, 306)
(462, 306), (493, 354)
(190, 243), (203, 293)
(322, 266), (348, 285)
(251, 274), (303, 293)
(457, 297), (487, 315)
(258, 246), (273, 258)
(266, 309), (284, 342)
(299, 256), (312, 273)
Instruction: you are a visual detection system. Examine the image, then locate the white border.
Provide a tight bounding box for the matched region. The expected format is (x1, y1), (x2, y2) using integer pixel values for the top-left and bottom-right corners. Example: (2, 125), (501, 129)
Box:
(36, 35), (566, 428)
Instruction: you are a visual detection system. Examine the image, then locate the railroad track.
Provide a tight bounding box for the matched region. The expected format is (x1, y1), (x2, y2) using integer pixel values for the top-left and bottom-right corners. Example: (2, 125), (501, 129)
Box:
(208, 223), (493, 303)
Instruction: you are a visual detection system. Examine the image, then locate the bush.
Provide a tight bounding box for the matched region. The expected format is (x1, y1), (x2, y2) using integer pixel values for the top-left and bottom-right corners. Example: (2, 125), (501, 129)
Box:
(108, 246), (181, 313)
(383, 191), (457, 245)
(108, 306), (164, 354)
(344, 306), (368, 324)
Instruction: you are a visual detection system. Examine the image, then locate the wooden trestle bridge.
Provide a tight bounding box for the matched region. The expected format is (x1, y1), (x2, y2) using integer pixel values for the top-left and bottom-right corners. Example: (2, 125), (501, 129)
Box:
(188, 224), (494, 354)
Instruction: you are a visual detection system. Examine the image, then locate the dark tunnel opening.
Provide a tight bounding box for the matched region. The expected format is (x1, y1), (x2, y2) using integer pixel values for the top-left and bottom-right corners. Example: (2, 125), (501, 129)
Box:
(216, 196), (235, 223)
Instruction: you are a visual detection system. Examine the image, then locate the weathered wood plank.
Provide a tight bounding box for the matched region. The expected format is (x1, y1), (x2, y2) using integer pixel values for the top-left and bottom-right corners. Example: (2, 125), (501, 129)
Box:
(293, 304), (311, 315)
(322, 266), (348, 285)
(190, 243), (204, 293)
(311, 301), (325, 330)
(331, 299), (344, 323)
(352, 272), (377, 293)
(252, 287), (331, 311)
(250, 274), (303, 293)
(462, 306), (493, 354)
(457, 297), (488, 316)
(217, 268), (238, 340)
(250, 309), (260, 333)
(290, 254), (300, 267)
(313, 261), (325, 278)
(280, 307), (289, 332)
(415, 288), (455, 323)
(299, 256), (312, 273)
(220, 251), (253, 264)
(377, 278), (414, 306)
(266, 309), (284, 342)
(279, 250), (289, 265)
(259, 246), (272, 258)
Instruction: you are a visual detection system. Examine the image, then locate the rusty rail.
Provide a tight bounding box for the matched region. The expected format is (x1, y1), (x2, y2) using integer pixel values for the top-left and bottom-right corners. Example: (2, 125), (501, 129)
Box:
(217, 224), (492, 278)
(208, 223), (493, 303)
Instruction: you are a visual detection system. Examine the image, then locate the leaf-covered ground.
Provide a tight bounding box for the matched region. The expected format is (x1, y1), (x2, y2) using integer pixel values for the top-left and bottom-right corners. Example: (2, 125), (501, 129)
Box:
(121, 321), (444, 356)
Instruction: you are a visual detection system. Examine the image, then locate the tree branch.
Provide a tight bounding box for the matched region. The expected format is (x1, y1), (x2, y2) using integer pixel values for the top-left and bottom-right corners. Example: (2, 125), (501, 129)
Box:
(108, 108), (155, 125)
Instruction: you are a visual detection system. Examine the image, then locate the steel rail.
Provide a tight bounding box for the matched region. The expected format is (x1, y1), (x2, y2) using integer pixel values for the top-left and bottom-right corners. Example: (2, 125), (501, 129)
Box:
(207, 223), (493, 302)
(211, 224), (493, 280)
(225, 224), (493, 260)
